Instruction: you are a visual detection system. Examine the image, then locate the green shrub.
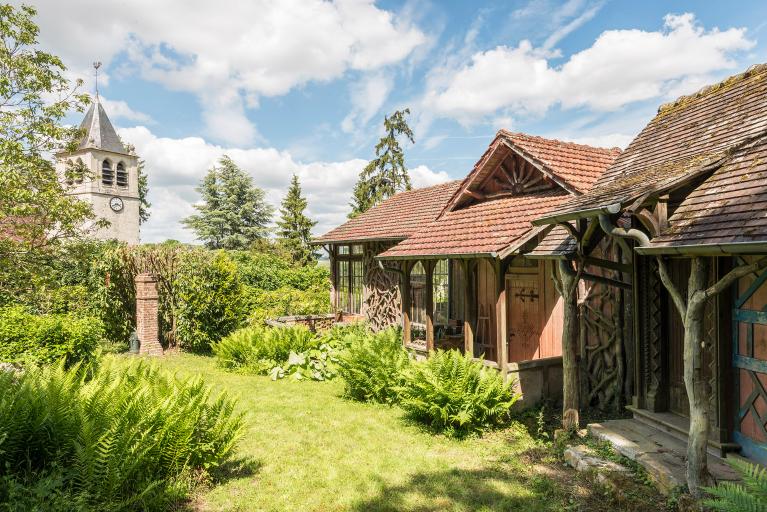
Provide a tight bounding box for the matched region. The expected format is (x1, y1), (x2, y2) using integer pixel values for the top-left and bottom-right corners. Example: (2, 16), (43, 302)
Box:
(176, 250), (247, 352)
(0, 306), (103, 366)
(397, 349), (519, 436)
(231, 251), (330, 291)
(268, 341), (340, 381)
(245, 284), (331, 326)
(704, 458), (767, 511)
(0, 357), (243, 511)
(213, 325), (319, 370)
(337, 328), (410, 404)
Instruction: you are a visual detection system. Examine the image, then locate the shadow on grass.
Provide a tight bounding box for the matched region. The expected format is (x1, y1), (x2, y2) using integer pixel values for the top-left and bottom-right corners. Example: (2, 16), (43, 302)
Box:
(208, 456), (262, 484)
(350, 465), (563, 512)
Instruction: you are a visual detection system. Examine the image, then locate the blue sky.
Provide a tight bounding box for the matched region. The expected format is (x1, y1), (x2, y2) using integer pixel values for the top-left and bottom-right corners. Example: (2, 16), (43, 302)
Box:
(25, 0), (767, 242)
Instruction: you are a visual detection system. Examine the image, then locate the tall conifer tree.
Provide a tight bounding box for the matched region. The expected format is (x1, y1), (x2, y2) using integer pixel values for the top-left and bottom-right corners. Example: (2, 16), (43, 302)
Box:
(349, 108), (414, 218)
(183, 155), (273, 249)
(277, 174), (318, 264)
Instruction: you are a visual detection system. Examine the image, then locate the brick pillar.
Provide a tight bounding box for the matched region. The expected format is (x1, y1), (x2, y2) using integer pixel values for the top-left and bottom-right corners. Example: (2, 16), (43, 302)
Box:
(135, 273), (163, 356)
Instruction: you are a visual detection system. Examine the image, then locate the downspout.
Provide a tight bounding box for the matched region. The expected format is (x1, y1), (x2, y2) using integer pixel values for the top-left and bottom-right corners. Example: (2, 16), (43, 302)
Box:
(598, 213), (650, 248)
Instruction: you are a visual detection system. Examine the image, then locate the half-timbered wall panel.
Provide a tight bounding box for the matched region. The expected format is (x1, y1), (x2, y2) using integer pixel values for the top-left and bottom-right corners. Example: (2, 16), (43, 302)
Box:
(476, 259), (497, 361)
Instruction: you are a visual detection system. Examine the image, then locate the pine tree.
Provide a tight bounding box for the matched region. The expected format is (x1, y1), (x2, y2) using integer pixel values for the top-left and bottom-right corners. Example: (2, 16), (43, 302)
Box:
(124, 142), (151, 224)
(349, 108), (414, 218)
(277, 174), (318, 264)
(182, 155), (273, 249)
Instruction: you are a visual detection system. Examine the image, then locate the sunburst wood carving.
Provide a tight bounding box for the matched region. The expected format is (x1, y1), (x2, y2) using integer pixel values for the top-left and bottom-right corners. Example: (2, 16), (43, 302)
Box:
(458, 154), (554, 206)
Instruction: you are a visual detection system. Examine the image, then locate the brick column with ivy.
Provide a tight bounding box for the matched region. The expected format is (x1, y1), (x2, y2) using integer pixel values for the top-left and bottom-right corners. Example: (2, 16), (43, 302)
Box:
(135, 273), (163, 356)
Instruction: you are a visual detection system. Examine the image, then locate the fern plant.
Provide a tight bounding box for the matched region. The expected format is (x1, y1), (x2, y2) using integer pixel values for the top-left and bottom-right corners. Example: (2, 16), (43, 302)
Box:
(704, 458), (767, 511)
(397, 349), (519, 437)
(337, 327), (410, 404)
(0, 357), (243, 510)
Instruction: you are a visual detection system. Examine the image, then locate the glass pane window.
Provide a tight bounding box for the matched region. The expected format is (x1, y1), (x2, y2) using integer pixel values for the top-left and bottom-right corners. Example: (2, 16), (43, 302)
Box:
(338, 246), (350, 255)
(410, 262), (426, 337)
(433, 259), (449, 325)
(337, 260), (350, 313)
(351, 244), (363, 255)
(351, 260), (363, 314)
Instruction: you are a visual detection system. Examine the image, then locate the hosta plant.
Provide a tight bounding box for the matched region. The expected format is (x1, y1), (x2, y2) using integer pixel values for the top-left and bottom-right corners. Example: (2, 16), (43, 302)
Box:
(337, 327), (410, 404)
(397, 349), (519, 437)
(212, 325), (318, 373)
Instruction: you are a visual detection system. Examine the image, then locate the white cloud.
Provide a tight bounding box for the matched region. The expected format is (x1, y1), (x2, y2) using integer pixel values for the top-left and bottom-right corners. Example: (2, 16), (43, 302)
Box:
(32, 0), (426, 145)
(564, 133), (634, 150)
(99, 97), (153, 123)
(424, 13), (754, 124)
(117, 126), (449, 243)
(341, 72), (394, 134)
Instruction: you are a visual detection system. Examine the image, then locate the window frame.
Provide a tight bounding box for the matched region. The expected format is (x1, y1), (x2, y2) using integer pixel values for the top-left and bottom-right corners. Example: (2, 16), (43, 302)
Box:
(334, 244), (364, 314)
(101, 159), (114, 186)
(116, 161), (128, 187)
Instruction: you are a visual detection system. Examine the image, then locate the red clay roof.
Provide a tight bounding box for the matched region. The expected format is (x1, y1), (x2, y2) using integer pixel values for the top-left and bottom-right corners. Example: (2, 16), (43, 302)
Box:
(314, 180), (462, 244)
(501, 130), (621, 193)
(535, 63), (767, 225)
(378, 190), (571, 258)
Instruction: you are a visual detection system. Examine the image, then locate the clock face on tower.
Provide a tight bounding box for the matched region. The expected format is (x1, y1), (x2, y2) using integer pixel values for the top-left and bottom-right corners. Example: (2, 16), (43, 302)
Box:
(109, 196), (124, 212)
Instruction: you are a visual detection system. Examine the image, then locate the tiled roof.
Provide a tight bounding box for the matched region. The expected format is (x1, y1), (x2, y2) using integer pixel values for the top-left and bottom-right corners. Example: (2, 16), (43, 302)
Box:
(77, 100), (128, 154)
(534, 63), (767, 224)
(641, 135), (767, 253)
(378, 190), (571, 258)
(527, 224), (576, 258)
(443, 131), (620, 213)
(501, 130), (621, 193)
(314, 180), (462, 244)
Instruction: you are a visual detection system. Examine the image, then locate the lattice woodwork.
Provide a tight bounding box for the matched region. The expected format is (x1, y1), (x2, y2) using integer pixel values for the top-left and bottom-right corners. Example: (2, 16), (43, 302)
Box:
(362, 242), (401, 331)
(581, 237), (626, 411)
(477, 154), (554, 201)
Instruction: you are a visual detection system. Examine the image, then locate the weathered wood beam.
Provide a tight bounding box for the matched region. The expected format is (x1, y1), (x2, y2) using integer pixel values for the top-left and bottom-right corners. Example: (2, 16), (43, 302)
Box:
(495, 259), (509, 375)
(583, 256), (632, 274)
(580, 271), (631, 290)
(462, 259), (475, 357)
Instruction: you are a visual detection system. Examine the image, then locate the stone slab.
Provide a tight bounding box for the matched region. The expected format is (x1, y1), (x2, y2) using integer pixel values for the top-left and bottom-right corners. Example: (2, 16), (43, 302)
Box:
(564, 445), (630, 474)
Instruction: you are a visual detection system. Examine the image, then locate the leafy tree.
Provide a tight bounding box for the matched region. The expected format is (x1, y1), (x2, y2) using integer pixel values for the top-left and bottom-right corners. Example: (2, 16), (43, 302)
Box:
(182, 155), (273, 249)
(277, 174), (318, 264)
(349, 108), (414, 217)
(124, 142), (151, 224)
(0, 4), (95, 290)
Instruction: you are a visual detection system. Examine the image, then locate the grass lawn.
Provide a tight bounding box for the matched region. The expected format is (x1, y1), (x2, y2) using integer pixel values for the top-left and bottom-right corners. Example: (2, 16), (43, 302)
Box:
(160, 353), (665, 512)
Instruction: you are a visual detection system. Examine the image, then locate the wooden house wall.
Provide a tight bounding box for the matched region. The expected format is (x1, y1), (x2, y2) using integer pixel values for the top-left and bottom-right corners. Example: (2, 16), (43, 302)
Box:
(476, 259), (497, 361)
(541, 260), (564, 359)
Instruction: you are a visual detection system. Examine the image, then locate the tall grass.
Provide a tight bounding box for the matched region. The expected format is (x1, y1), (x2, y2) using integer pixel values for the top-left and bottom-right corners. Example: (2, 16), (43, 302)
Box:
(0, 357), (243, 511)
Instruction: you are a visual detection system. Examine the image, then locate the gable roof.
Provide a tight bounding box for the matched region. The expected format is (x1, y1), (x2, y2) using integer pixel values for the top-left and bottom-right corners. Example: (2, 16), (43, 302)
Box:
(378, 190), (569, 259)
(76, 100), (128, 155)
(313, 180), (462, 244)
(443, 130), (620, 213)
(534, 63), (767, 226)
(638, 135), (767, 254)
(378, 132), (619, 259)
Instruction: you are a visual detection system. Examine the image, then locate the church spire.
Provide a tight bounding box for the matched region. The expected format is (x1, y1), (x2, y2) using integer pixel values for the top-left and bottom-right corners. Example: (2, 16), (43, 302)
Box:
(75, 61), (127, 154)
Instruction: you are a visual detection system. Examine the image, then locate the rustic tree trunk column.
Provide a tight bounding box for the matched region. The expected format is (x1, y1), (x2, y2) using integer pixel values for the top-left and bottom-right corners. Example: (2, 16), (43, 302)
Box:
(463, 259), (474, 357)
(495, 259), (508, 375)
(425, 260), (435, 353)
(557, 259), (581, 431)
(402, 261), (412, 347)
(135, 273), (163, 356)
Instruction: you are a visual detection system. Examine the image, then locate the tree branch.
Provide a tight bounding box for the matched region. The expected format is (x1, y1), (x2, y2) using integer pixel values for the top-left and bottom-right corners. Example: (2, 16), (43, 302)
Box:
(656, 256), (687, 318)
(704, 256), (767, 300)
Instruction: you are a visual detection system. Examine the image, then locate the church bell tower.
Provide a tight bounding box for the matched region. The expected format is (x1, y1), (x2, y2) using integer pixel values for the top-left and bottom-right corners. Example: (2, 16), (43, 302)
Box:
(56, 64), (140, 244)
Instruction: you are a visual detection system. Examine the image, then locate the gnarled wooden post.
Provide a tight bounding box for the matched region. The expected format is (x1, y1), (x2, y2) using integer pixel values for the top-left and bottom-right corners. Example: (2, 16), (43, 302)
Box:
(657, 255), (767, 497)
(555, 258), (583, 431)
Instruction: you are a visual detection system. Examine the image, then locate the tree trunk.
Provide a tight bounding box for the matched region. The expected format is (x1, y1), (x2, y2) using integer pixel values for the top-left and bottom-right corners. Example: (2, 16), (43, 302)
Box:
(684, 258), (713, 496)
(558, 260), (580, 431)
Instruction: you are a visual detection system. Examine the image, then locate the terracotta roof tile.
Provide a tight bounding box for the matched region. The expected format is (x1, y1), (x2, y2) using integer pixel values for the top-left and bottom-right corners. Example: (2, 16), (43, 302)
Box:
(536, 63), (767, 223)
(314, 180), (462, 244)
(378, 190), (571, 258)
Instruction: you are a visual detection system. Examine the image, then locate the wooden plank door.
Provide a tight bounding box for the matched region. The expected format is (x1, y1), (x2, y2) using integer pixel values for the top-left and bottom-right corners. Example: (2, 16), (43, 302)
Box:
(734, 263), (767, 464)
(507, 272), (543, 362)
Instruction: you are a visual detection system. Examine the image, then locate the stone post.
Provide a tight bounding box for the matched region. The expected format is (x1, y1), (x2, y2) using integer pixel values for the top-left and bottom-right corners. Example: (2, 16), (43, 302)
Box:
(135, 273), (163, 356)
